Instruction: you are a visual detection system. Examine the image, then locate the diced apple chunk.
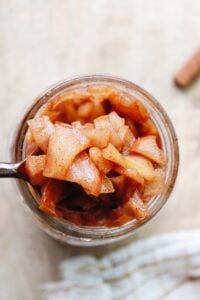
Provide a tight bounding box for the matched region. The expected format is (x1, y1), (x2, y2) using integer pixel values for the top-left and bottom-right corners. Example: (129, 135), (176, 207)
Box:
(100, 175), (115, 194)
(77, 101), (94, 119)
(94, 115), (122, 149)
(102, 144), (126, 168)
(124, 155), (155, 181)
(71, 121), (82, 129)
(87, 86), (115, 103)
(142, 168), (165, 200)
(25, 155), (47, 186)
(131, 136), (166, 166)
(43, 124), (91, 180)
(65, 152), (101, 196)
(63, 101), (77, 123)
(25, 134), (40, 156)
(89, 103), (106, 122)
(28, 116), (54, 153)
(108, 111), (125, 132)
(109, 92), (149, 123)
(89, 147), (113, 174)
(51, 91), (90, 109)
(123, 195), (149, 219)
(122, 127), (136, 155)
(81, 128), (110, 148)
(114, 165), (144, 185)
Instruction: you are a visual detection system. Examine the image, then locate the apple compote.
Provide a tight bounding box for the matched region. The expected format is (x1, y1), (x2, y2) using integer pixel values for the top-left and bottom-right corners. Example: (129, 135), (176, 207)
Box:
(24, 86), (166, 227)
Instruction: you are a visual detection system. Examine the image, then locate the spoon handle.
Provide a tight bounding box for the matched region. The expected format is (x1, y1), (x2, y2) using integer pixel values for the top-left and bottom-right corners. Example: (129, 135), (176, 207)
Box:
(0, 162), (19, 178)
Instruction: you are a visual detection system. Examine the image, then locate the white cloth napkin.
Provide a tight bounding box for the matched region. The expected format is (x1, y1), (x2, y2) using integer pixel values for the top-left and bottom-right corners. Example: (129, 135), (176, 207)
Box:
(42, 230), (200, 300)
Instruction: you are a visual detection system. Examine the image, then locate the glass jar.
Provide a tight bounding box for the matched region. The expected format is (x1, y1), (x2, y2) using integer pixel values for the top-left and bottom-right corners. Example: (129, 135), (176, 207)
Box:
(12, 75), (179, 246)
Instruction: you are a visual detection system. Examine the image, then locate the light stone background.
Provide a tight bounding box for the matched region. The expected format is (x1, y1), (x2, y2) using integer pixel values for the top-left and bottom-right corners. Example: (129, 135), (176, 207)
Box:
(0, 1), (200, 299)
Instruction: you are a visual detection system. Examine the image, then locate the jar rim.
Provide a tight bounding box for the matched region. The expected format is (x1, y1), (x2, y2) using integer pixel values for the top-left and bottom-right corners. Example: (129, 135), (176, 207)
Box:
(12, 74), (179, 246)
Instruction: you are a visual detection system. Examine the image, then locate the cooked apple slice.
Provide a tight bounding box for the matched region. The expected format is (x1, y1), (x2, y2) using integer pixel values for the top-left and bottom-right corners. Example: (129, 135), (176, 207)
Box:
(89, 103), (106, 122)
(28, 116), (54, 153)
(142, 168), (165, 200)
(109, 112), (129, 142)
(43, 124), (90, 180)
(122, 127), (136, 155)
(62, 101), (77, 123)
(108, 111), (125, 132)
(102, 144), (126, 168)
(81, 127), (110, 148)
(65, 152), (101, 196)
(51, 91), (90, 109)
(25, 130), (39, 156)
(100, 175), (115, 194)
(77, 101), (94, 119)
(25, 128), (33, 144)
(40, 180), (66, 216)
(89, 147), (113, 174)
(109, 92), (149, 123)
(123, 195), (149, 219)
(131, 136), (166, 166)
(102, 145), (146, 184)
(114, 165), (144, 185)
(87, 85), (115, 103)
(25, 141), (39, 156)
(25, 155), (47, 186)
(94, 115), (122, 149)
(124, 155), (155, 181)
(45, 111), (61, 122)
(71, 121), (82, 129)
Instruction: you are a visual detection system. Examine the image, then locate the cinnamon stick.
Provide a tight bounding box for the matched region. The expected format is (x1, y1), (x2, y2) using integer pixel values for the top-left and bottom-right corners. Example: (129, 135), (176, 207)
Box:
(174, 49), (200, 88)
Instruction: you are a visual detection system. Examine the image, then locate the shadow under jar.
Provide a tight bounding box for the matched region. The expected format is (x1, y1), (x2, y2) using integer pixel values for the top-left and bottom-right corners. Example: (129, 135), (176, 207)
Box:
(12, 75), (179, 246)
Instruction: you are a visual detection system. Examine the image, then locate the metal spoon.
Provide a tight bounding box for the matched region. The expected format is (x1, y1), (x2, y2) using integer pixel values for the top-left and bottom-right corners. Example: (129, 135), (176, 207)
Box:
(0, 160), (28, 181)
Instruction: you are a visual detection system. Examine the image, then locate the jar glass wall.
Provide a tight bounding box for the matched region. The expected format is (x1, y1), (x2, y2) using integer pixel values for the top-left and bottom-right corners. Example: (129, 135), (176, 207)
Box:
(12, 75), (179, 246)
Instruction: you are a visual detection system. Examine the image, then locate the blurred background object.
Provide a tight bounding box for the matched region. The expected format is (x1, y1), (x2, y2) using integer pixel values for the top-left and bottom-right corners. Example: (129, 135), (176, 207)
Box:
(0, 0), (200, 299)
(174, 49), (200, 88)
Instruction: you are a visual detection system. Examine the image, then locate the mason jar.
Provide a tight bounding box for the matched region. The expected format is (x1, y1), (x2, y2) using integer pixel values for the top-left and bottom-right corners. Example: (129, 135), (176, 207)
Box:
(12, 75), (179, 246)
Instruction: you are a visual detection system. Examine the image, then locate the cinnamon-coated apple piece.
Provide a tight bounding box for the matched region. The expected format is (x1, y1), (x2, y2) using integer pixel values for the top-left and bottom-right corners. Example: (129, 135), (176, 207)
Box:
(102, 144), (126, 168)
(51, 91), (90, 109)
(81, 127), (110, 148)
(124, 155), (155, 181)
(94, 115), (122, 149)
(77, 101), (94, 119)
(142, 168), (165, 200)
(28, 116), (54, 153)
(108, 111), (125, 132)
(123, 195), (149, 219)
(25, 155), (47, 186)
(109, 92), (149, 123)
(43, 124), (91, 180)
(65, 152), (102, 196)
(114, 165), (144, 185)
(131, 136), (166, 166)
(100, 175), (114, 194)
(88, 103), (106, 122)
(89, 147), (113, 174)
(87, 85), (115, 103)
(122, 127), (136, 155)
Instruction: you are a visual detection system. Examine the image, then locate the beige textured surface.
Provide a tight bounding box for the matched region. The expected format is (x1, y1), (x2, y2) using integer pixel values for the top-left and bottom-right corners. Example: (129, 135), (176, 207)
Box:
(0, 1), (200, 299)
